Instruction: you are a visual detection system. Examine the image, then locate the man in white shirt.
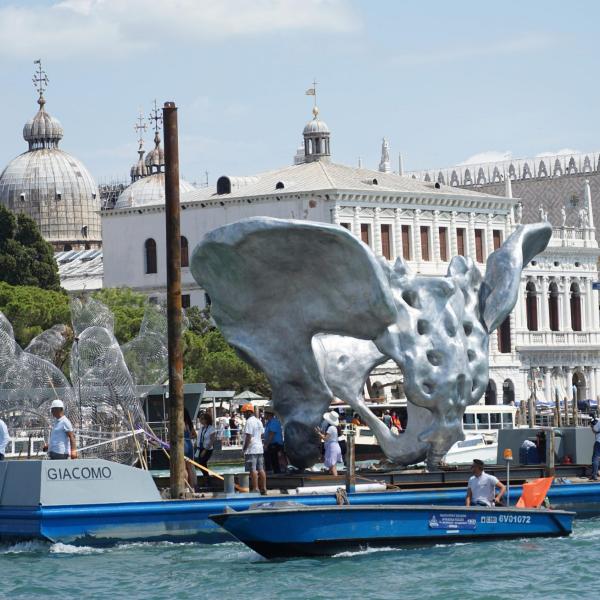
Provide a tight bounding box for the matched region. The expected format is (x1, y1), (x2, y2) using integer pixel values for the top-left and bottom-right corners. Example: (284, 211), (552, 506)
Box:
(0, 417), (10, 460)
(466, 459), (506, 507)
(590, 417), (600, 480)
(241, 403), (267, 495)
(44, 399), (78, 460)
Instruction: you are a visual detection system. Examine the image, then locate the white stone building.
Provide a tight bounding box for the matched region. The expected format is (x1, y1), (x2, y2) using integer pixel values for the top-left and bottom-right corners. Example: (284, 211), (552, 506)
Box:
(102, 108), (600, 406)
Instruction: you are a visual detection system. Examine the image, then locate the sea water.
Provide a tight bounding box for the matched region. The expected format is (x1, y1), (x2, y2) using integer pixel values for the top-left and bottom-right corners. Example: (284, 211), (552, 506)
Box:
(0, 518), (598, 600)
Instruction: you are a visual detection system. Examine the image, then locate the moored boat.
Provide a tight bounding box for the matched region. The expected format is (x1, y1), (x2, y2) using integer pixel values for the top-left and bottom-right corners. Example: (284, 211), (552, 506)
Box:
(210, 503), (574, 559)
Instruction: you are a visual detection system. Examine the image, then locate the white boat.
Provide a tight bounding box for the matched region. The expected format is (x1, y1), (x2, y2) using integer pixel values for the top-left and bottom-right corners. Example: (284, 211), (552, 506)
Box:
(444, 404), (518, 465)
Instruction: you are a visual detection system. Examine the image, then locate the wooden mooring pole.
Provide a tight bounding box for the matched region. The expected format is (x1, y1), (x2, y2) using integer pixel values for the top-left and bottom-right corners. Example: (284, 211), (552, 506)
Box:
(163, 101), (186, 499)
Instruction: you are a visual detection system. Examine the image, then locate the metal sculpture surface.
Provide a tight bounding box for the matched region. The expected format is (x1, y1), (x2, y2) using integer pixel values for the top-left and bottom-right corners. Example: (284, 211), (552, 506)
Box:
(191, 217), (551, 468)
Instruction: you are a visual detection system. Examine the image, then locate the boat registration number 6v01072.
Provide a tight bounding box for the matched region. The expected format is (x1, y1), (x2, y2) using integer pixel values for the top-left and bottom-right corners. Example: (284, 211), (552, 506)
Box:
(498, 514), (532, 524)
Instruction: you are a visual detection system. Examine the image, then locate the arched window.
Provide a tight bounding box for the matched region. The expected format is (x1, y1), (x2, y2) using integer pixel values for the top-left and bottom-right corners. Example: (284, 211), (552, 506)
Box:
(548, 282), (560, 331)
(63, 244), (72, 252)
(498, 316), (511, 353)
(485, 380), (497, 405)
(502, 379), (515, 405)
(181, 236), (189, 268)
(526, 282), (538, 331)
(570, 283), (582, 331)
(145, 238), (157, 274)
(216, 176), (231, 195)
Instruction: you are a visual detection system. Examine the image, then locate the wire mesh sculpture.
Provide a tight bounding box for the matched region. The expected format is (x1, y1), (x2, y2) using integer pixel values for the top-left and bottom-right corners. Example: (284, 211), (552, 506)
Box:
(0, 297), (172, 464)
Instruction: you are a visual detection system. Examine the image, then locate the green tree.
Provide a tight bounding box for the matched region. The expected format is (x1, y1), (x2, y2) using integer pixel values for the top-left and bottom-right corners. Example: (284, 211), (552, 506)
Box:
(0, 207), (60, 290)
(0, 281), (70, 347)
(92, 287), (148, 344)
(183, 309), (270, 395)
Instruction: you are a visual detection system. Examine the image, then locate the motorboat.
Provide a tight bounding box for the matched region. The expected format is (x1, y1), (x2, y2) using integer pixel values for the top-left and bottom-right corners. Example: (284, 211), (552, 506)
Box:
(210, 502), (574, 559)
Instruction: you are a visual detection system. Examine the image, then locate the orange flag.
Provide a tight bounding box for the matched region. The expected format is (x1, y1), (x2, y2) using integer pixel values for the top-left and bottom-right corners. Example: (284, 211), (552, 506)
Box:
(516, 477), (554, 508)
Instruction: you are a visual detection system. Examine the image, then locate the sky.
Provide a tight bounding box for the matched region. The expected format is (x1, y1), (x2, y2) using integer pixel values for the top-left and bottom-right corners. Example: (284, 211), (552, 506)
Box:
(0, 0), (598, 184)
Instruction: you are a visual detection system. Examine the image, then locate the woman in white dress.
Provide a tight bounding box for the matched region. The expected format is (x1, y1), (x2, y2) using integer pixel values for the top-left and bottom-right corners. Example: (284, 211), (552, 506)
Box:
(319, 411), (342, 475)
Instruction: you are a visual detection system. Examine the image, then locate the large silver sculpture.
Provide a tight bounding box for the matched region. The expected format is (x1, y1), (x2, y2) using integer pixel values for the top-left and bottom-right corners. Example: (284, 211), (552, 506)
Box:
(191, 217), (551, 468)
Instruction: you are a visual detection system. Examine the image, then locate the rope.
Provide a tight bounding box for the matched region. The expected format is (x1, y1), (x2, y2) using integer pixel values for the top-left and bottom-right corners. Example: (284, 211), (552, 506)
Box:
(335, 488), (349, 505)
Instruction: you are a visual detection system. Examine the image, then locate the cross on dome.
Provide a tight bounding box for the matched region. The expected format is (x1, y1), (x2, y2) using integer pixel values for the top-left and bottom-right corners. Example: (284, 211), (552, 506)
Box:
(32, 59), (49, 106)
(148, 99), (162, 134)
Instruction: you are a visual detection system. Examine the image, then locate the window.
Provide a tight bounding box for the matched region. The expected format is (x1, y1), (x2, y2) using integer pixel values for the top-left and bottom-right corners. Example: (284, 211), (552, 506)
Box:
(439, 227), (448, 261)
(182, 294), (191, 309)
(381, 224), (391, 259)
(420, 226), (430, 261)
(456, 228), (466, 256)
(493, 229), (502, 250)
(401, 225), (411, 260)
(526, 282), (538, 331)
(145, 238), (157, 274)
(340, 222), (351, 230)
(549, 282), (560, 331)
(475, 229), (484, 263)
(181, 236), (189, 268)
(204, 293), (212, 307)
(360, 224), (371, 246)
(63, 244), (72, 252)
(498, 316), (511, 353)
(570, 283), (582, 331)
(216, 176), (231, 195)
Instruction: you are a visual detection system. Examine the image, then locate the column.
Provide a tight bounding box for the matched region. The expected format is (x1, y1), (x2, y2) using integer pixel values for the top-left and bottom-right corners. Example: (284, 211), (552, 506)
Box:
(590, 367), (597, 402)
(540, 276), (549, 330)
(413, 209), (421, 266)
(594, 368), (600, 402)
(586, 366), (594, 400)
(486, 213), (494, 259)
(585, 277), (593, 331)
(352, 206), (361, 238)
(544, 367), (552, 404)
(332, 204), (341, 226)
(373, 207), (382, 256)
(468, 212), (476, 259)
(514, 279), (524, 331)
(562, 276), (571, 331)
(433, 210), (440, 262)
(450, 211), (458, 256)
(564, 367), (573, 401)
(393, 208), (402, 261)
(519, 368), (530, 405)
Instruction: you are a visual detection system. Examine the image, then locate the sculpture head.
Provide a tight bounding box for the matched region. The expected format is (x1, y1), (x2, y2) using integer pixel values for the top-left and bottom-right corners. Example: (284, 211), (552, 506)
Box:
(191, 217), (551, 468)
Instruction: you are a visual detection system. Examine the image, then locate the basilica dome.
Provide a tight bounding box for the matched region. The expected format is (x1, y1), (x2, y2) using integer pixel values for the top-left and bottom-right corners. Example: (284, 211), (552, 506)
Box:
(115, 173), (196, 209)
(0, 66), (100, 251)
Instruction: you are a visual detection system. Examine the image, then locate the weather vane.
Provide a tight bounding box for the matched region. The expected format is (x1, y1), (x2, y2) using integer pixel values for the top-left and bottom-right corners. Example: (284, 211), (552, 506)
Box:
(32, 59), (49, 101)
(305, 78), (318, 109)
(134, 109), (147, 147)
(148, 99), (163, 134)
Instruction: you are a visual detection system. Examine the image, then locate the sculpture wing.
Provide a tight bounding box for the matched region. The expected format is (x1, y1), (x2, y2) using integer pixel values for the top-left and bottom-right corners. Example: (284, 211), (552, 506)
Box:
(479, 222), (552, 332)
(191, 217), (397, 467)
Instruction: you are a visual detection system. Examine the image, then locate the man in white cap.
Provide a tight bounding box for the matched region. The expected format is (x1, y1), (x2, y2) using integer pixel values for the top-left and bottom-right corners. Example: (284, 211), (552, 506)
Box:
(0, 416), (10, 460)
(44, 400), (77, 460)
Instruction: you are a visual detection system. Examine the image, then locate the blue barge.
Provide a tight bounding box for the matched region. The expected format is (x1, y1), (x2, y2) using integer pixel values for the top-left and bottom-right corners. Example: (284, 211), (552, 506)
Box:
(210, 504), (575, 558)
(0, 459), (598, 546)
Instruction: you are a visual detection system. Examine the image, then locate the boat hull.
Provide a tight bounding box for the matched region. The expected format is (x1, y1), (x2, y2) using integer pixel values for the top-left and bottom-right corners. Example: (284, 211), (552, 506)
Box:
(210, 505), (574, 559)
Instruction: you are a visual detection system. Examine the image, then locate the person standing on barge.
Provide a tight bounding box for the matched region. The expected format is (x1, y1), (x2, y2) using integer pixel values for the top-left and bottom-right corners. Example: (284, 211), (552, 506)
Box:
(0, 417), (10, 460)
(319, 411), (343, 476)
(44, 400), (77, 460)
(242, 403), (267, 495)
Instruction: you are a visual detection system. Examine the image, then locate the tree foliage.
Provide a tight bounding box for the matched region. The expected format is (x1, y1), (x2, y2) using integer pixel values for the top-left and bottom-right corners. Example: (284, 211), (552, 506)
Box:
(0, 206), (61, 291)
(0, 281), (70, 347)
(183, 306), (271, 395)
(92, 287), (148, 344)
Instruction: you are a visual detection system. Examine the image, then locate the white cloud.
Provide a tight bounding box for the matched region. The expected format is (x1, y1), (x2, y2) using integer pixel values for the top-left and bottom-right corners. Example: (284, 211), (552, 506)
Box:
(391, 33), (554, 68)
(536, 148), (580, 157)
(459, 150), (512, 165)
(0, 0), (360, 60)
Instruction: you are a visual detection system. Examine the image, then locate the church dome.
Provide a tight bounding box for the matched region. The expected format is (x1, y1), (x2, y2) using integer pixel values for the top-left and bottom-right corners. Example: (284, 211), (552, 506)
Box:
(144, 132), (165, 171)
(303, 105), (330, 135)
(114, 174), (196, 209)
(0, 62), (100, 250)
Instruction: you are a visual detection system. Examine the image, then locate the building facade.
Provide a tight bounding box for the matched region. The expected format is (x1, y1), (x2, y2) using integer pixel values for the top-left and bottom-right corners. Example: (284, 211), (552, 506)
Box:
(102, 110), (600, 406)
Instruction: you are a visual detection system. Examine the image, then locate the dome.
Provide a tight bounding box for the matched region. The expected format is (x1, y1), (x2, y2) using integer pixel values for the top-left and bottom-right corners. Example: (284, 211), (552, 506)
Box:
(145, 131), (165, 173)
(303, 105), (330, 135)
(23, 98), (64, 150)
(0, 149), (100, 247)
(114, 173), (196, 209)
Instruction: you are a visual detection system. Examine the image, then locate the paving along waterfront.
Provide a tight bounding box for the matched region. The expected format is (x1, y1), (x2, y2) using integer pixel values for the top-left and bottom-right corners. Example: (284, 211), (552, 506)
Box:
(2, 2), (600, 599)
